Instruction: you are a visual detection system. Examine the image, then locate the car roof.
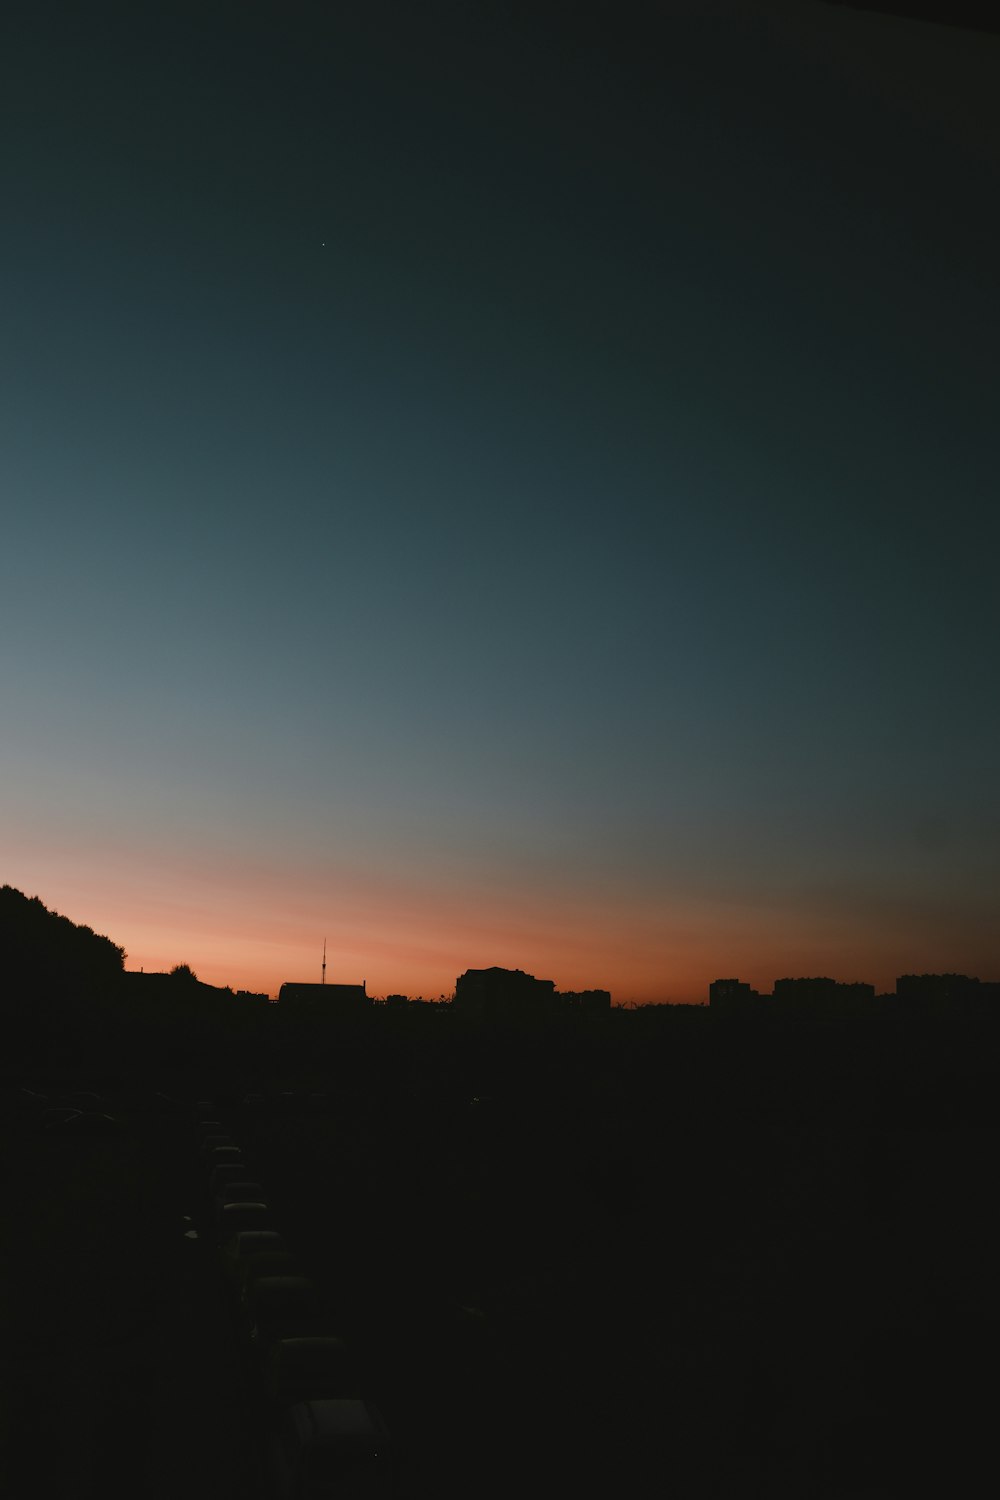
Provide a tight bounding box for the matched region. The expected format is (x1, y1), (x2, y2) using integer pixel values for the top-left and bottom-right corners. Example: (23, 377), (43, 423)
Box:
(271, 1337), (349, 1366)
(252, 1275), (315, 1293)
(289, 1400), (388, 1446)
(232, 1230), (285, 1253)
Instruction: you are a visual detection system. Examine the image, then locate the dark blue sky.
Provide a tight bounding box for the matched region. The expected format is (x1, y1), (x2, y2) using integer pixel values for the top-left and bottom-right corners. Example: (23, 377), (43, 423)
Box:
(2, 0), (997, 998)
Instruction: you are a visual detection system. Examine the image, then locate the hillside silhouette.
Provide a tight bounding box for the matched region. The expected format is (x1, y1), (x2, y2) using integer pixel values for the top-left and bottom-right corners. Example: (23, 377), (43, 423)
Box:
(0, 885), (126, 1058)
(0, 883), (125, 994)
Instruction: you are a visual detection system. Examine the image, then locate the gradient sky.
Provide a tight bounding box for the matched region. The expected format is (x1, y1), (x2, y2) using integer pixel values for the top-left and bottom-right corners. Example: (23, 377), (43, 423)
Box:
(2, 0), (997, 1001)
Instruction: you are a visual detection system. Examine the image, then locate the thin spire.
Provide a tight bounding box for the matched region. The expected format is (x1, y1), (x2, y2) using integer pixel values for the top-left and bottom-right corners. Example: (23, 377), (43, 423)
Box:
(322, 937), (327, 986)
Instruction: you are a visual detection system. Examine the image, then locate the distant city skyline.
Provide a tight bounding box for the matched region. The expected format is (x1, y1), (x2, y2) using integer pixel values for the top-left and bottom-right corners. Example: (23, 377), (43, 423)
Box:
(4, 878), (996, 1008)
(3, 2), (997, 1003)
(9, 875), (991, 1006)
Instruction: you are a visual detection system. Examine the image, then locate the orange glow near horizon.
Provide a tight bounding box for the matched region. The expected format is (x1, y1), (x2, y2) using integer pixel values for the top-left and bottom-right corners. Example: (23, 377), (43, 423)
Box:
(6, 845), (995, 1006)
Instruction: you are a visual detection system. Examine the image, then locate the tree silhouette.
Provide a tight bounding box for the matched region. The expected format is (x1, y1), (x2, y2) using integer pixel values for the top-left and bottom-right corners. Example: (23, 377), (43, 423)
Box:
(0, 884), (125, 997)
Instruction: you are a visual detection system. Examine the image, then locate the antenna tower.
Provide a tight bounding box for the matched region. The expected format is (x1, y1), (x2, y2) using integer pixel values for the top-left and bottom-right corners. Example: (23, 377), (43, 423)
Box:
(322, 937), (327, 986)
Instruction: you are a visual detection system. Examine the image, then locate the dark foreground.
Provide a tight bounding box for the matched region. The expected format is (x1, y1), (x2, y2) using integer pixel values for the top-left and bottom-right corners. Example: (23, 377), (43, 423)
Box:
(3, 1002), (999, 1498)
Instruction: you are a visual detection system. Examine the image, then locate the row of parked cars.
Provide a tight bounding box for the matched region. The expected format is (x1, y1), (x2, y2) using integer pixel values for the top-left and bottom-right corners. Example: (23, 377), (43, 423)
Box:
(196, 1101), (395, 1498)
(8, 1085), (126, 1134)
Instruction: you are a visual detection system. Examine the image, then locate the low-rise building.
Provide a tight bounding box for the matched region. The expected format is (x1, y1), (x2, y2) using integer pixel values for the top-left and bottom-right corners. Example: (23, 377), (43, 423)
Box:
(560, 989), (612, 1015)
(277, 981), (369, 1010)
(708, 978), (762, 1010)
(895, 973), (999, 1014)
(453, 967), (611, 1019)
(771, 977), (875, 1016)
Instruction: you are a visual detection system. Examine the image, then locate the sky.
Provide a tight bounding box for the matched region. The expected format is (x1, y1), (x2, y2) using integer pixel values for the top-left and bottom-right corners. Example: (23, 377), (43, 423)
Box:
(2, 0), (997, 1002)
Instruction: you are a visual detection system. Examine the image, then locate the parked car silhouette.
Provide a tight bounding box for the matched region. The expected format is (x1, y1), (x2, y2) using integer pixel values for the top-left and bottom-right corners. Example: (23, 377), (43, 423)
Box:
(62, 1091), (104, 1111)
(206, 1146), (245, 1172)
(246, 1276), (325, 1349)
(201, 1134), (235, 1156)
(260, 1337), (357, 1408)
(223, 1229), (287, 1260)
(37, 1107), (84, 1130)
(268, 1399), (393, 1499)
(62, 1110), (125, 1135)
(238, 1252), (301, 1297)
(217, 1201), (272, 1239)
(39, 1108), (124, 1134)
(208, 1162), (255, 1195)
(215, 1181), (268, 1213)
(219, 1229), (289, 1287)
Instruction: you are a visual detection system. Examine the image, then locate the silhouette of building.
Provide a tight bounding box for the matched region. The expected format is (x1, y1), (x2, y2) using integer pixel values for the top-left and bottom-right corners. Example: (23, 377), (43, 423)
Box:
(895, 973), (999, 1015)
(454, 967), (556, 1019)
(453, 967), (611, 1019)
(772, 977), (875, 1016)
(278, 981), (369, 1010)
(708, 978), (762, 1011)
(560, 988), (612, 1016)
